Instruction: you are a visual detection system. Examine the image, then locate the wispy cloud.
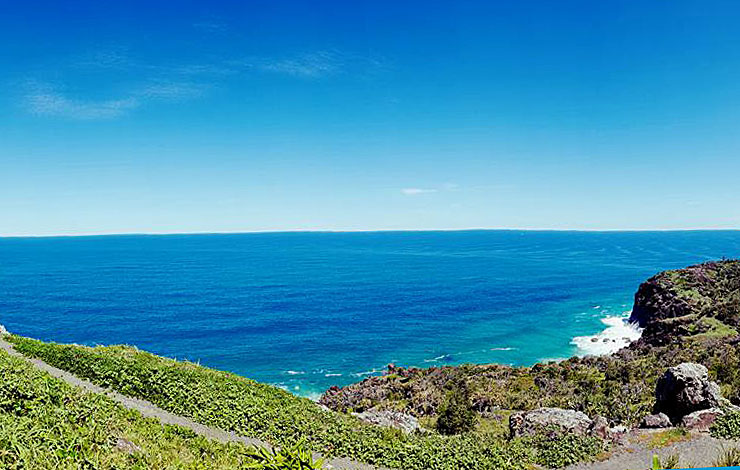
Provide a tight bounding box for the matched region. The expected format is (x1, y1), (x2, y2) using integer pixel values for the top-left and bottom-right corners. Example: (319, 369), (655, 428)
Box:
(24, 83), (140, 120)
(138, 81), (206, 101)
(19, 46), (389, 119)
(401, 188), (438, 196)
(22, 80), (208, 120)
(233, 49), (387, 79)
(255, 51), (342, 78)
(401, 183), (462, 196)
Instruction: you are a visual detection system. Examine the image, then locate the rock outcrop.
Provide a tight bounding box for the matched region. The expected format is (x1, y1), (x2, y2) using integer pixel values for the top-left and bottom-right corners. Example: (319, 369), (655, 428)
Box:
(509, 407), (593, 437)
(681, 408), (724, 431)
(352, 410), (423, 434)
(654, 362), (721, 422)
(640, 412), (672, 429)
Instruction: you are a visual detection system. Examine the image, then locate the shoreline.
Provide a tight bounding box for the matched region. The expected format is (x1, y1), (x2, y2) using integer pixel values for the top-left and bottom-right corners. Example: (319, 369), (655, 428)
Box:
(289, 309), (644, 401)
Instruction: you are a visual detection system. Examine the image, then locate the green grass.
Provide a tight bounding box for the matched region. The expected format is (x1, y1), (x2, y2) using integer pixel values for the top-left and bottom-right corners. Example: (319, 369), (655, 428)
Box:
(8, 335), (557, 469)
(691, 317), (738, 339)
(644, 428), (690, 449)
(0, 347), (322, 469)
(6, 334), (610, 469)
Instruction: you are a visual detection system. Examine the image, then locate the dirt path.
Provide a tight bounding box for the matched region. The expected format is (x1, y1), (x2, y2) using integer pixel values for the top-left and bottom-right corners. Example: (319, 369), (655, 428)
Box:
(567, 429), (737, 470)
(0, 336), (380, 470)
(10, 333), (735, 470)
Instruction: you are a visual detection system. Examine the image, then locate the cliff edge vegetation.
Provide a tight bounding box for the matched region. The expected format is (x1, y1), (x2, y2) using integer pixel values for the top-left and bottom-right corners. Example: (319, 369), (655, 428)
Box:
(319, 260), (740, 427)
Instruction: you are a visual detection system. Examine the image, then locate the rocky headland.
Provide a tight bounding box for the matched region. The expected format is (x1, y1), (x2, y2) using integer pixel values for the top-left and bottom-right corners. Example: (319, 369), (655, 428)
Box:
(320, 260), (740, 443)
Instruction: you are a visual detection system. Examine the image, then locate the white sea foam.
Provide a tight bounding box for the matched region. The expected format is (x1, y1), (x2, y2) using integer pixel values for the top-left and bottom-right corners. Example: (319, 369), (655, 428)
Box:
(285, 370), (305, 375)
(490, 347), (515, 351)
(325, 373), (342, 377)
(351, 368), (383, 377)
(571, 314), (643, 356)
(424, 354), (450, 363)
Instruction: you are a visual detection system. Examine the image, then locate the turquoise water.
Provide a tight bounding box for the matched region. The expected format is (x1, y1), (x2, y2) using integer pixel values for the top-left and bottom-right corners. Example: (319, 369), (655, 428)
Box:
(1, 230), (739, 398)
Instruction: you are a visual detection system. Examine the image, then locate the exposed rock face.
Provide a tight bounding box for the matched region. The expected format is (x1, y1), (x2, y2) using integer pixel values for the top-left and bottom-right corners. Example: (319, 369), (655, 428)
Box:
(640, 412), (672, 428)
(352, 410), (422, 434)
(629, 261), (740, 347)
(681, 408), (724, 431)
(0, 324), (7, 336)
(319, 260), (739, 440)
(655, 363), (721, 422)
(509, 407), (593, 438)
(630, 277), (694, 329)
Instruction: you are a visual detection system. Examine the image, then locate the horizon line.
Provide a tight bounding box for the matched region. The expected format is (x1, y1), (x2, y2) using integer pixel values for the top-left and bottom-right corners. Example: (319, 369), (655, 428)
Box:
(2, 226), (740, 239)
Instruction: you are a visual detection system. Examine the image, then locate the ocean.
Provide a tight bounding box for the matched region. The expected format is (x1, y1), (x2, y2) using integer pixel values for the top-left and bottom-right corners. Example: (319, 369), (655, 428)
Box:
(1, 230), (739, 399)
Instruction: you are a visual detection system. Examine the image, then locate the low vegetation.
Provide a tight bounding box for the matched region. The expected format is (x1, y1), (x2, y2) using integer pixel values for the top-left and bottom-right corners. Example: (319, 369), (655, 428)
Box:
(9, 334), (602, 470)
(645, 428), (689, 449)
(321, 261), (740, 427)
(0, 348), (323, 469)
(651, 453), (680, 470)
(710, 411), (740, 439)
(713, 446), (740, 468)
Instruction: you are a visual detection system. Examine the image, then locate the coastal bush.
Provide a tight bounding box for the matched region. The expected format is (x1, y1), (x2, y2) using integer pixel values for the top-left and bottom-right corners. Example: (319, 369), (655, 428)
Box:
(524, 432), (605, 469)
(0, 348), (323, 469)
(9, 335), (538, 470)
(710, 411), (740, 439)
(713, 446), (740, 467)
(436, 381), (477, 435)
(651, 453), (680, 469)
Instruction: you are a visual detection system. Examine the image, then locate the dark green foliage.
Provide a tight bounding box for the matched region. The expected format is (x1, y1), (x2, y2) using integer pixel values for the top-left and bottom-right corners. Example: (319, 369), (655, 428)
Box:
(436, 381), (477, 435)
(711, 411), (740, 439)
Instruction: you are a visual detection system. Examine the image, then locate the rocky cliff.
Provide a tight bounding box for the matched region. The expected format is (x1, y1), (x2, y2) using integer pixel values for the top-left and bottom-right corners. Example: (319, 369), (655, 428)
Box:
(320, 260), (740, 427)
(630, 260), (740, 346)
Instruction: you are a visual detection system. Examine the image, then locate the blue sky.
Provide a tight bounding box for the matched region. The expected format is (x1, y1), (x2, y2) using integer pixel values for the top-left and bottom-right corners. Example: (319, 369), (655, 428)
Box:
(2, 1), (740, 235)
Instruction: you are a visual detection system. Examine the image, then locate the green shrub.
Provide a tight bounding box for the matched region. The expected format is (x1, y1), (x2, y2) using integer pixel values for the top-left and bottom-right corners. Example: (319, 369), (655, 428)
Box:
(711, 411), (740, 439)
(520, 430), (606, 468)
(436, 381), (477, 435)
(651, 453), (680, 469)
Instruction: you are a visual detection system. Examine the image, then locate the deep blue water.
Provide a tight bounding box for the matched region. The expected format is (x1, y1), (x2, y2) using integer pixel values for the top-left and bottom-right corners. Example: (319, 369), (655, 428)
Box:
(1, 231), (739, 398)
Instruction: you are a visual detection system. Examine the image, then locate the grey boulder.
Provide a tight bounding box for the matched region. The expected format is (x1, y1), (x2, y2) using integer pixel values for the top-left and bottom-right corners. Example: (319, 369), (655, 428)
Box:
(640, 412), (672, 429)
(655, 363), (721, 420)
(509, 407), (593, 437)
(681, 408), (724, 431)
(352, 410), (423, 434)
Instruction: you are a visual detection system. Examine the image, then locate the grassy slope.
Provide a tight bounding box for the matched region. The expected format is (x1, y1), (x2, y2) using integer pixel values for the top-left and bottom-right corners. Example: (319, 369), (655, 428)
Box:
(6, 335), (609, 469)
(0, 347), (320, 469)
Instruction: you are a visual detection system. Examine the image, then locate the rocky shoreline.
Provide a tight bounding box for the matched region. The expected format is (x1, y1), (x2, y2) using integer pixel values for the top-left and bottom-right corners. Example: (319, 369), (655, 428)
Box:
(320, 260), (740, 443)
